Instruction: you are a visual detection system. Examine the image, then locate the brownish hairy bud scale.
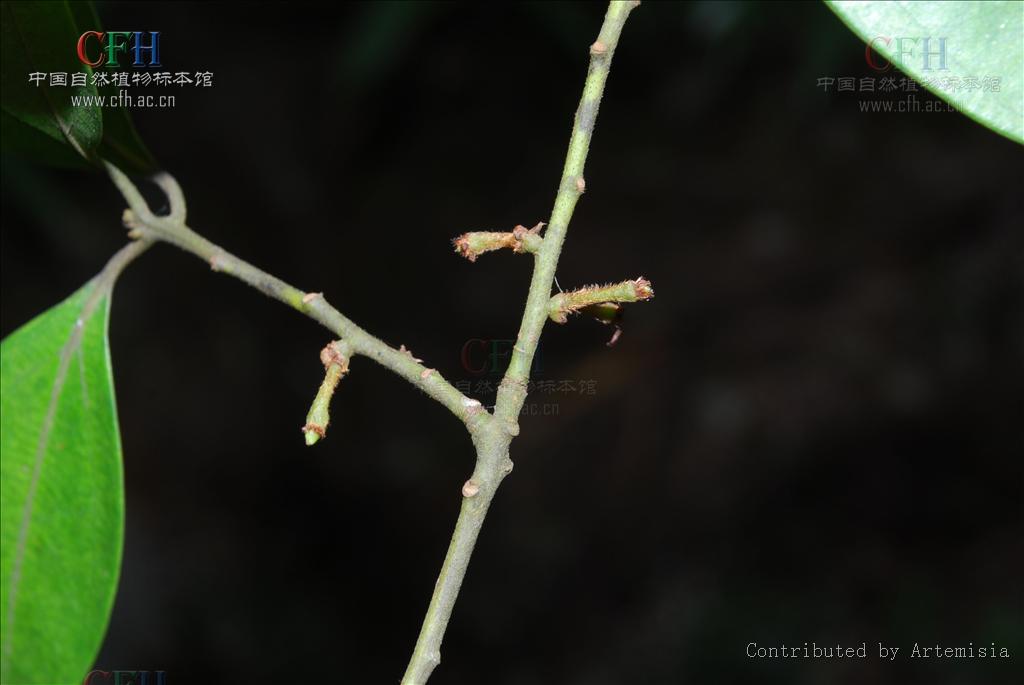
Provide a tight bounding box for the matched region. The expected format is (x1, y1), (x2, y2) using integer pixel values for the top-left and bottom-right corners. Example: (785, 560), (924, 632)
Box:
(452, 231), (517, 262)
(320, 341), (350, 372)
(511, 222), (545, 253)
(399, 344), (424, 363)
(302, 422), (326, 438)
(633, 276), (654, 300)
(453, 224), (545, 261)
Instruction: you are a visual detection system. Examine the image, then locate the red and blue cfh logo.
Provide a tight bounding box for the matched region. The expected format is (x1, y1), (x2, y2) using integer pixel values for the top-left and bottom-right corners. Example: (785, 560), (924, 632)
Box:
(76, 31), (161, 67)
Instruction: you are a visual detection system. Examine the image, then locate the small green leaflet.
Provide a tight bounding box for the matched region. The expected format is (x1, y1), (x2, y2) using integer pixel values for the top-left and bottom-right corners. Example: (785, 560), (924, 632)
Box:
(1, 282), (125, 685)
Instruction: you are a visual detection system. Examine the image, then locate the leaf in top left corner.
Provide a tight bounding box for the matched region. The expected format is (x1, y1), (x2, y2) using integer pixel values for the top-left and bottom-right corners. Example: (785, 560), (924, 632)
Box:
(1, 1), (102, 166)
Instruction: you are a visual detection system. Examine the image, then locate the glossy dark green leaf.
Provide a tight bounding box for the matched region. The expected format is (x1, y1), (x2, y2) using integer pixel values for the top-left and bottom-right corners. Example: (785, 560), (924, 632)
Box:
(66, 0), (157, 173)
(0, 1), (157, 172)
(0, 107), (88, 169)
(1, 283), (125, 685)
(827, 1), (1024, 144)
(0, 1), (101, 165)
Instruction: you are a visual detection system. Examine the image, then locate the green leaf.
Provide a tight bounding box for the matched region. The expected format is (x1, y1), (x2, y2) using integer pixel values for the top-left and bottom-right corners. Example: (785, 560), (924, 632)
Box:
(65, 1), (157, 174)
(0, 1), (157, 172)
(1, 282), (125, 685)
(827, 1), (1024, 144)
(0, 1), (102, 165)
(0, 107), (89, 170)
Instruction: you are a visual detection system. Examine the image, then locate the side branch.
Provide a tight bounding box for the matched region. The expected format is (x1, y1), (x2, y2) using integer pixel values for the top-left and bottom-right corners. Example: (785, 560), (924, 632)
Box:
(105, 162), (488, 434)
(452, 223), (544, 262)
(548, 276), (653, 323)
(303, 340), (351, 445)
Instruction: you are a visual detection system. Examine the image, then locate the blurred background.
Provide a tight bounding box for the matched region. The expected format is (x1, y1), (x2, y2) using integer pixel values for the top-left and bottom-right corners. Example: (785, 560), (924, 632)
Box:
(1, 2), (1021, 684)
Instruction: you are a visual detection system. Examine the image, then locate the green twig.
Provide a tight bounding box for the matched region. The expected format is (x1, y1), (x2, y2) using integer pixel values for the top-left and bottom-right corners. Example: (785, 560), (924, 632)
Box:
(549, 276), (654, 323)
(401, 2), (639, 683)
(452, 222), (545, 261)
(493, 0), (638, 425)
(100, 3), (638, 681)
(105, 163), (489, 436)
(303, 340), (351, 445)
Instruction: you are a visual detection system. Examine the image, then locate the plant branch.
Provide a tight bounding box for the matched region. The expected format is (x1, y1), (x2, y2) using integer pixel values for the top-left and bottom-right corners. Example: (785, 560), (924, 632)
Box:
(303, 340), (351, 445)
(104, 163), (488, 435)
(452, 222), (545, 261)
(493, 0), (638, 426)
(401, 2), (639, 683)
(102, 3), (637, 681)
(548, 276), (654, 323)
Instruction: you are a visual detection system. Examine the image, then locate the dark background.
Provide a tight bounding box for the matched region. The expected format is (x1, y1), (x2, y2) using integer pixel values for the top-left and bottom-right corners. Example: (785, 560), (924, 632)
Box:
(2, 2), (1021, 684)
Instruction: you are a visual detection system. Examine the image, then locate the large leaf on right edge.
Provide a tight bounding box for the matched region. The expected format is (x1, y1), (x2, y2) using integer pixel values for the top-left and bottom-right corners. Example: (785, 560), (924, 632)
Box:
(1, 283), (125, 685)
(827, 1), (1024, 144)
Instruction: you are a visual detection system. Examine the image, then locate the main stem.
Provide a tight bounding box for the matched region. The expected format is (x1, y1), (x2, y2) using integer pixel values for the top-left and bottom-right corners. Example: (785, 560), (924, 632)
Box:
(103, 3), (635, 681)
(401, 3), (637, 683)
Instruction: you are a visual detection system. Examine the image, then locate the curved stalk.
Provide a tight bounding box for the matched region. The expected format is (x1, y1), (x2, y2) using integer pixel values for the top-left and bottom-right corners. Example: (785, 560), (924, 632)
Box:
(105, 163), (488, 435)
